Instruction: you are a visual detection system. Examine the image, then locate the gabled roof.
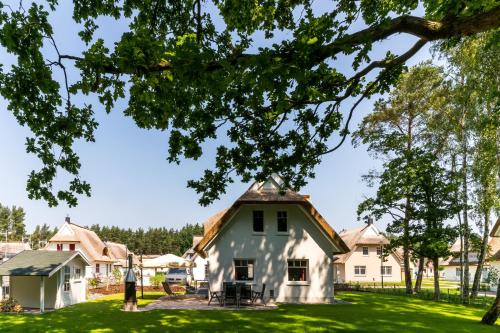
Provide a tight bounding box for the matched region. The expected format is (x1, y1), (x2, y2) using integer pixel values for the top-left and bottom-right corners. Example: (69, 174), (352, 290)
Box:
(335, 223), (392, 264)
(0, 250), (90, 277)
(105, 241), (139, 266)
(48, 221), (115, 263)
(193, 175), (349, 257)
(444, 235), (500, 265)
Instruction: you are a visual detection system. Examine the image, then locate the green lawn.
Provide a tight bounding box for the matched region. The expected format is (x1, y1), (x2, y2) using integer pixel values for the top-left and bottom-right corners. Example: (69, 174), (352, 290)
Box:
(0, 291), (497, 332)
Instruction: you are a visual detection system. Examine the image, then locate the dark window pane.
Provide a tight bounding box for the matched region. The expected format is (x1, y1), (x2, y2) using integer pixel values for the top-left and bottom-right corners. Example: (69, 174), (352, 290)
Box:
(253, 211), (264, 232)
(277, 211), (287, 232)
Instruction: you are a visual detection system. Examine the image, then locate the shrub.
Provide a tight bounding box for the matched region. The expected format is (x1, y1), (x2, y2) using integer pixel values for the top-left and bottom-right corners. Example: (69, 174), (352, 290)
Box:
(149, 273), (165, 289)
(88, 277), (101, 289)
(1, 298), (23, 313)
(112, 267), (123, 283)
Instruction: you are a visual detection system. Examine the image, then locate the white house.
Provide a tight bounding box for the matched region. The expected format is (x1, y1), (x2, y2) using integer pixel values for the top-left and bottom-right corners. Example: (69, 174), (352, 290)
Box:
(46, 217), (117, 277)
(193, 175), (349, 303)
(183, 236), (208, 285)
(334, 223), (406, 283)
(0, 250), (89, 312)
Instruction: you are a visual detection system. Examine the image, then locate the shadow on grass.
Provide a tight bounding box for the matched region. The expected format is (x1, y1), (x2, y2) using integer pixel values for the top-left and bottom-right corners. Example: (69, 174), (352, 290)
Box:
(0, 292), (497, 332)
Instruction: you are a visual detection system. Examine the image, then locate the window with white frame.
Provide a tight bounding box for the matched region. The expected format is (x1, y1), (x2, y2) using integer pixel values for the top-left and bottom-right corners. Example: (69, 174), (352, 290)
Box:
(381, 266), (392, 276)
(63, 266), (71, 291)
(234, 259), (254, 281)
(277, 211), (288, 232)
(354, 266), (366, 276)
(287, 260), (308, 282)
(74, 267), (82, 279)
(376, 246), (382, 256)
(362, 247), (369, 256)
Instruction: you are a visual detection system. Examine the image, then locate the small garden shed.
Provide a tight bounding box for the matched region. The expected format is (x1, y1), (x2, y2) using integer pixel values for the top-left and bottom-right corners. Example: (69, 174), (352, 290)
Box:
(0, 250), (89, 312)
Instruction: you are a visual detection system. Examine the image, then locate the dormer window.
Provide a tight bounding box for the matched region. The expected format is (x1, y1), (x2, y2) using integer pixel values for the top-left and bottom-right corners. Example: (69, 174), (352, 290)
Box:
(253, 211), (264, 232)
(102, 247), (109, 257)
(277, 211), (288, 233)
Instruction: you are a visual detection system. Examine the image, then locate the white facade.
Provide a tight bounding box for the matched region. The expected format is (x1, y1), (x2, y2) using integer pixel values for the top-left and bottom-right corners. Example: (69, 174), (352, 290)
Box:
(8, 256), (87, 310)
(191, 255), (208, 282)
(204, 204), (340, 303)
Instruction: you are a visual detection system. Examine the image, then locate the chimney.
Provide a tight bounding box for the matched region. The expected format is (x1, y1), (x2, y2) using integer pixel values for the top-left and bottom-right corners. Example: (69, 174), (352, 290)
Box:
(65, 216), (71, 223)
(367, 217), (374, 225)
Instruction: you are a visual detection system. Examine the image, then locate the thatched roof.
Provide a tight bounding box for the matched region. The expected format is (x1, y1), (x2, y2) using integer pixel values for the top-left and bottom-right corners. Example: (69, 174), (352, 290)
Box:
(194, 175), (349, 257)
(48, 222), (115, 263)
(0, 242), (31, 256)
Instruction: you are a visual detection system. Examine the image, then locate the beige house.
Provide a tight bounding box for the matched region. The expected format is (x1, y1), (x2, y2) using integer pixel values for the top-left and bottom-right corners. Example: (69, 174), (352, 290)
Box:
(46, 218), (118, 277)
(334, 223), (405, 283)
(441, 224), (500, 284)
(194, 175), (349, 303)
(0, 250), (89, 312)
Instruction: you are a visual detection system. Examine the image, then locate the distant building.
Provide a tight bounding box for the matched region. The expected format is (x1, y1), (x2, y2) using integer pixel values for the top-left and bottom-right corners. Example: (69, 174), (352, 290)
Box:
(183, 236), (208, 284)
(334, 223), (407, 283)
(46, 217), (134, 278)
(0, 242), (31, 261)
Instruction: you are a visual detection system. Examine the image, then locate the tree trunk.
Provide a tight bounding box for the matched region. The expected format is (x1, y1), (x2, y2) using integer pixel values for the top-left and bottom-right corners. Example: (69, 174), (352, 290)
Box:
(471, 211), (490, 299)
(403, 113), (413, 295)
(482, 278), (500, 325)
(415, 256), (425, 293)
(433, 257), (440, 301)
(461, 135), (470, 304)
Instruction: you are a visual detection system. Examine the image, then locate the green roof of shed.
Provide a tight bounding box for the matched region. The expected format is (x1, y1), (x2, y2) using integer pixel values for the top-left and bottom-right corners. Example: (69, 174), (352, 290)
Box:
(0, 250), (88, 277)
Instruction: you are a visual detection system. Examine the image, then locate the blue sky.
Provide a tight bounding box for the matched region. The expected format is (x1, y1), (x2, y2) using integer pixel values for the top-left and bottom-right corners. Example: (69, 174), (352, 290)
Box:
(0, 2), (436, 233)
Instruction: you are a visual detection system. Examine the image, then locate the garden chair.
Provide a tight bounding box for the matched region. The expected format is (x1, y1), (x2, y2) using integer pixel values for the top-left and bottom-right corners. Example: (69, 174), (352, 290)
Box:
(207, 282), (223, 306)
(223, 283), (241, 308)
(251, 283), (266, 305)
(162, 282), (174, 296)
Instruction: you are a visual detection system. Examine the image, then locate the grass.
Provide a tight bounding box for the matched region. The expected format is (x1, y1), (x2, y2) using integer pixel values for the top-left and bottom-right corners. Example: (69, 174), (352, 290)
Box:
(0, 291), (497, 332)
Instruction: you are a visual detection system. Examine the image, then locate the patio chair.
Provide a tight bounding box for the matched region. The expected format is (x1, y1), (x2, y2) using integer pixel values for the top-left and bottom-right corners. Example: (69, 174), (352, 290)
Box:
(251, 283), (266, 305)
(162, 282), (174, 296)
(223, 283), (241, 308)
(207, 282), (223, 306)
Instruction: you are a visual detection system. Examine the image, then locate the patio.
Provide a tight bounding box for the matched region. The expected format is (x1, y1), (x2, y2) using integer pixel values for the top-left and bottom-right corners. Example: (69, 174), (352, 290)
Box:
(141, 294), (277, 311)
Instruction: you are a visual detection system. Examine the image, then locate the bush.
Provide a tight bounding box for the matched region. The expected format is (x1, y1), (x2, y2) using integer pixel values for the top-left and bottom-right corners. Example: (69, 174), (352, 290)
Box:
(149, 273), (165, 289)
(0, 298), (23, 313)
(88, 277), (101, 289)
(112, 267), (123, 283)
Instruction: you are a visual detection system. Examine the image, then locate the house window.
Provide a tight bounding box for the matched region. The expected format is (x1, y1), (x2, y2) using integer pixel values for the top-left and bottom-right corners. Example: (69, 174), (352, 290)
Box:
(204, 264), (209, 278)
(69, 244), (75, 251)
(354, 266), (366, 276)
(63, 266), (71, 291)
(253, 211), (264, 232)
(277, 211), (288, 232)
(456, 268), (461, 277)
(287, 260), (308, 282)
(96, 263), (100, 274)
(56, 244), (63, 251)
(362, 247), (369, 256)
(234, 259), (254, 281)
(381, 266), (392, 276)
(74, 267), (82, 279)
(376, 246), (382, 256)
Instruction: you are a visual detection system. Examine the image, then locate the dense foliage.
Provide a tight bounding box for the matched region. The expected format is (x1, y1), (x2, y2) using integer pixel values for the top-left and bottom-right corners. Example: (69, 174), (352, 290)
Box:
(88, 223), (203, 255)
(0, 203), (26, 241)
(0, 1), (498, 206)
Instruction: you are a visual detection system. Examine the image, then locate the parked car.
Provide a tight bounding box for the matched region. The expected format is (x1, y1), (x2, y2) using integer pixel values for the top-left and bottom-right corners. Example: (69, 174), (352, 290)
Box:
(166, 268), (192, 285)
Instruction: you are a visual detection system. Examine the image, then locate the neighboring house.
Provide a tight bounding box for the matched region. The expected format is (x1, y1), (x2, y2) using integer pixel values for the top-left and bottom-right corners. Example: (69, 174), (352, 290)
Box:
(0, 242), (31, 261)
(0, 250), (89, 312)
(105, 241), (138, 274)
(441, 221), (500, 283)
(46, 217), (116, 277)
(193, 175), (349, 303)
(183, 236), (208, 284)
(334, 223), (405, 283)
